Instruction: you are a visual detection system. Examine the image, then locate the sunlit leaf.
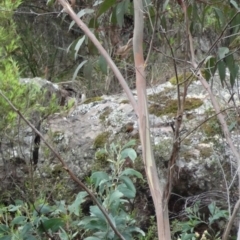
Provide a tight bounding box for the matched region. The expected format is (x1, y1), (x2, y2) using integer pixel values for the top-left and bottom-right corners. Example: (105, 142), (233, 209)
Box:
(120, 148), (137, 161)
(69, 9), (94, 30)
(218, 47), (229, 60)
(74, 35), (86, 60)
(72, 60), (87, 81)
(121, 168), (143, 179)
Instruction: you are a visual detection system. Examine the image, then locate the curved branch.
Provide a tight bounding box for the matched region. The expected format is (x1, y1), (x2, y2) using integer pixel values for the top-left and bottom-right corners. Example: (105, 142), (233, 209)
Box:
(57, 0), (138, 115)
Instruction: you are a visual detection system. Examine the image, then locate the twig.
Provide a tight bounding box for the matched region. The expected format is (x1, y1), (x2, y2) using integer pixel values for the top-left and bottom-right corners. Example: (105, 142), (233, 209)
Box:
(222, 199), (240, 240)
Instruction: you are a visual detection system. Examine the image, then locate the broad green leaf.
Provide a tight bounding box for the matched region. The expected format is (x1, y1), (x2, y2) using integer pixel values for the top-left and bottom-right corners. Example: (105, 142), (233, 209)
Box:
(74, 35), (86, 60)
(91, 171), (109, 188)
(68, 191), (88, 216)
(208, 202), (216, 215)
(37, 204), (52, 214)
(72, 60), (87, 81)
(8, 204), (21, 212)
(117, 183), (135, 198)
(119, 175), (136, 193)
(121, 168), (143, 179)
(11, 216), (26, 225)
(59, 227), (68, 240)
(217, 60), (226, 86)
(69, 9), (94, 30)
(116, 0), (129, 27)
(181, 233), (196, 240)
(116, 2), (125, 27)
(213, 7), (225, 28)
(230, 0), (239, 10)
(0, 224), (10, 234)
(108, 190), (123, 209)
(122, 139), (136, 149)
(21, 222), (33, 236)
(218, 47), (229, 60)
(230, 64), (239, 87)
(120, 148), (137, 161)
(225, 54), (238, 86)
(204, 56), (216, 81)
(39, 218), (64, 232)
(98, 55), (107, 74)
(0, 236), (12, 240)
(97, 0), (116, 17)
(89, 206), (106, 221)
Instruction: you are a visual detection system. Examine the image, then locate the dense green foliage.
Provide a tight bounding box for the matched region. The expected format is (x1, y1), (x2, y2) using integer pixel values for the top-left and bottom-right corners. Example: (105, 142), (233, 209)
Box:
(0, 0), (25, 131)
(0, 141), (144, 239)
(1, 0), (240, 239)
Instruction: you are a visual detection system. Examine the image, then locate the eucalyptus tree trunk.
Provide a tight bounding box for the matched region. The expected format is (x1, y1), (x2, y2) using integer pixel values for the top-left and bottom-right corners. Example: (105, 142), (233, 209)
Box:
(133, 0), (171, 239)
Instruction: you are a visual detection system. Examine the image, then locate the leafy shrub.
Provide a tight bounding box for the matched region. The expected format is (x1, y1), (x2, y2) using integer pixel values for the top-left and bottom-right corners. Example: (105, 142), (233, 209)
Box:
(171, 201), (229, 240)
(0, 141), (145, 239)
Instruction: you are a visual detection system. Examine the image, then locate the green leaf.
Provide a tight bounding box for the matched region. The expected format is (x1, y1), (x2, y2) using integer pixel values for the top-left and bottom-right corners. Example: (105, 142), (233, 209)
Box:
(108, 190), (123, 209)
(117, 183), (135, 198)
(122, 139), (136, 149)
(91, 171), (109, 188)
(98, 55), (107, 74)
(213, 7), (225, 28)
(39, 218), (64, 232)
(121, 168), (143, 179)
(68, 191), (88, 216)
(163, 0), (170, 11)
(218, 47), (229, 60)
(37, 204), (52, 214)
(0, 236), (12, 240)
(120, 148), (137, 161)
(119, 175), (136, 193)
(69, 9), (94, 30)
(230, 0), (239, 10)
(72, 60), (88, 81)
(59, 227), (69, 240)
(217, 60), (226, 86)
(74, 35), (86, 60)
(0, 225), (10, 234)
(11, 216), (26, 225)
(89, 206), (106, 221)
(116, 0), (129, 27)
(225, 54), (238, 86)
(97, 0), (116, 17)
(204, 56), (216, 81)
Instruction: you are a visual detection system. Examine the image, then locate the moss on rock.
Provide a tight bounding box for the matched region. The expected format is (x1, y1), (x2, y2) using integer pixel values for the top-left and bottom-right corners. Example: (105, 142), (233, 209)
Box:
(93, 132), (110, 148)
(149, 98), (203, 116)
(169, 71), (204, 85)
(83, 96), (103, 104)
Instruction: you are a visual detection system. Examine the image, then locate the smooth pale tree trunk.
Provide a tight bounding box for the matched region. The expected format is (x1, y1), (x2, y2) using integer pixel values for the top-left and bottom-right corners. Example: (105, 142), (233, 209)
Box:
(133, 0), (171, 239)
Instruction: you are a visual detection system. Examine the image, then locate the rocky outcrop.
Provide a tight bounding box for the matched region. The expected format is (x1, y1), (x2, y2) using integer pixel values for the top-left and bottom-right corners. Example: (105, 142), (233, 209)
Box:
(1, 75), (239, 207)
